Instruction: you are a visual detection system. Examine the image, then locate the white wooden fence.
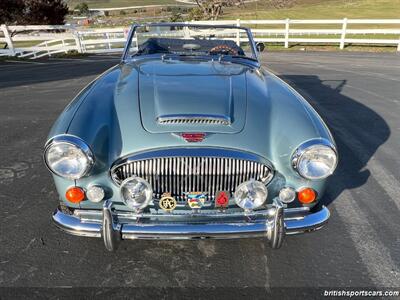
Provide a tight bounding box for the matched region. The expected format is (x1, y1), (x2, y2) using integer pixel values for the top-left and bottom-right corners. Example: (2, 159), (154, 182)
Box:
(195, 19), (400, 51)
(1, 19), (399, 59)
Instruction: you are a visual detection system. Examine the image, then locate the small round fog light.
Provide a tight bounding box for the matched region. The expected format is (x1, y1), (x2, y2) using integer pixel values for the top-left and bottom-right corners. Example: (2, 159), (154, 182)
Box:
(86, 185), (105, 203)
(279, 187), (296, 203)
(120, 176), (153, 211)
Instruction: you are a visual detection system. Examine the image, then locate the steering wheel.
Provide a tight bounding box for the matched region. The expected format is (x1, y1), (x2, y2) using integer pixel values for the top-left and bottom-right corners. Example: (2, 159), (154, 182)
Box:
(209, 44), (238, 56)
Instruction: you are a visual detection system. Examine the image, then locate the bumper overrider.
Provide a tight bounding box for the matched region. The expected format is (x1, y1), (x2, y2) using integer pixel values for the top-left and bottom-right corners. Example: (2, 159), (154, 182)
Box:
(52, 200), (330, 251)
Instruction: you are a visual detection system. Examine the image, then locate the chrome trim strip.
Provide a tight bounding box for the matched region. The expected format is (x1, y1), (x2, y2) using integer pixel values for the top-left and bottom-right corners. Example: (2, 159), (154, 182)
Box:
(121, 25), (135, 63)
(247, 26), (259, 62)
(113, 148), (272, 165)
(121, 223), (269, 240)
(157, 114), (231, 125)
(52, 205), (329, 240)
(73, 206), (310, 221)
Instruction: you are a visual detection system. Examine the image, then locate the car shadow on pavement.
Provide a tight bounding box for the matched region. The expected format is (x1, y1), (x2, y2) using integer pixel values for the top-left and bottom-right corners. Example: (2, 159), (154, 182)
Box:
(278, 75), (390, 207)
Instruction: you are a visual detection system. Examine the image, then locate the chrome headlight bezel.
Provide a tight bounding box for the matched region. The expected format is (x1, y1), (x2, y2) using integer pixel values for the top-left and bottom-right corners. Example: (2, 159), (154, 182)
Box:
(44, 135), (95, 180)
(292, 138), (338, 180)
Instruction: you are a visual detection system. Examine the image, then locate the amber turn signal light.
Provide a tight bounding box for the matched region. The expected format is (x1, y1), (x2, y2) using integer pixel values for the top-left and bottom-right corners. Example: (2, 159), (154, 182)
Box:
(65, 187), (85, 203)
(298, 188), (316, 204)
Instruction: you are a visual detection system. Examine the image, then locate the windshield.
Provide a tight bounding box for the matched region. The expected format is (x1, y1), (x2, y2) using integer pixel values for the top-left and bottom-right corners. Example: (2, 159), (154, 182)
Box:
(123, 24), (258, 62)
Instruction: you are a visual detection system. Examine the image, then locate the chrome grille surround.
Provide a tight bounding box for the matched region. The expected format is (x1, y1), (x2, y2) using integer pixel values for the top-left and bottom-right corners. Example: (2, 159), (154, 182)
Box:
(110, 148), (274, 203)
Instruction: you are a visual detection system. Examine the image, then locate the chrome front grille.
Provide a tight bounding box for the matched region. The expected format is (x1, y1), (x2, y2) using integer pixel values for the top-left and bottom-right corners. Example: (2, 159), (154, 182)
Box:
(111, 156), (273, 203)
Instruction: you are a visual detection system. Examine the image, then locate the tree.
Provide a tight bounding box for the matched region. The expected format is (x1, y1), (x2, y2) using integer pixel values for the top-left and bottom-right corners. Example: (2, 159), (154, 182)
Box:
(187, 7), (204, 21)
(23, 0), (69, 24)
(0, 0), (25, 24)
(194, 0), (243, 20)
(269, 0), (296, 9)
(74, 2), (89, 15)
(169, 7), (184, 22)
(0, 0), (69, 25)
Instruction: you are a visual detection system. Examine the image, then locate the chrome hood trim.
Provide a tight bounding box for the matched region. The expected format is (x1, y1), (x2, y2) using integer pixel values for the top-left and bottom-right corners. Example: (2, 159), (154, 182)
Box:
(157, 114), (231, 125)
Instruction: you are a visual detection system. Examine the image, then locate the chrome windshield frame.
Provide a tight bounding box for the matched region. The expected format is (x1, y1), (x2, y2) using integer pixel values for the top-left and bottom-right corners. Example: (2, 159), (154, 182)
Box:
(121, 22), (259, 64)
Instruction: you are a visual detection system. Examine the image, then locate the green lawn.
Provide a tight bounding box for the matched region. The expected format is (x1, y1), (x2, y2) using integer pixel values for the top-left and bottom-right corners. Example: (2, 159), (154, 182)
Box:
(226, 0), (400, 20)
(264, 44), (398, 52)
(224, 0), (400, 52)
(66, 0), (178, 9)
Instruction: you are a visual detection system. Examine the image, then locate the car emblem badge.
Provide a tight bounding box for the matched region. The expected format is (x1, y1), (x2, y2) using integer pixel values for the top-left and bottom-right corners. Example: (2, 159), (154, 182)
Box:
(180, 133), (206, 143)
(215, 191), (229, 209)
(159, 193), (177, 212)
(186, 192), (207, 209)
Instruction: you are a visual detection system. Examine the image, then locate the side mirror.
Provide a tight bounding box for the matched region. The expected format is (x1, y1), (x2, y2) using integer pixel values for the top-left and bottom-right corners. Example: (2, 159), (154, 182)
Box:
(256, 42), (265, 52)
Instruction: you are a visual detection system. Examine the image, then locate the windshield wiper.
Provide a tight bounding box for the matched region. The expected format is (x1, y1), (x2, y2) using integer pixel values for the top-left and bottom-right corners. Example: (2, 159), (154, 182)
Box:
(161, 53), (209, 62)
(221, 55), (257, 62)
(216, 54), (259, 67)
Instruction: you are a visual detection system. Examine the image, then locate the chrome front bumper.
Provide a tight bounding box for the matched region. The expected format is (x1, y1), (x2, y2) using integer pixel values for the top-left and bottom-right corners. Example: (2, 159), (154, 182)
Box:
(52, 200), (330, 251)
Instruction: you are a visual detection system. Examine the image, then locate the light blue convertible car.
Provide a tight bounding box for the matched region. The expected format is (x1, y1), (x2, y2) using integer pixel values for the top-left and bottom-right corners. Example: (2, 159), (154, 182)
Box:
(45, 23), (337, 251)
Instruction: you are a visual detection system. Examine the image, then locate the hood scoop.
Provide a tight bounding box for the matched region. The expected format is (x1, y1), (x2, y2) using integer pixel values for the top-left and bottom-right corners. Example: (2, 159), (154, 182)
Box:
(157, 114), (231, 125)
(138, 60), (247, 134)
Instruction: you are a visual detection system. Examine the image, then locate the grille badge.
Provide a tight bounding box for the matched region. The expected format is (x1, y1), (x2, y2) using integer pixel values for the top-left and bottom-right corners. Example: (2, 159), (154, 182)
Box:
(186, 192), (207, 209)
(159, 193), (177, 212)
(180, 133), (206, 143)
(215, 191), (229, 209)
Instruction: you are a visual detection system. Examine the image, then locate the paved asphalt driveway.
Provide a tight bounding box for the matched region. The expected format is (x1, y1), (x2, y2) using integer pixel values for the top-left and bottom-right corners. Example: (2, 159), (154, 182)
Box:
(0, 52), (399, 297)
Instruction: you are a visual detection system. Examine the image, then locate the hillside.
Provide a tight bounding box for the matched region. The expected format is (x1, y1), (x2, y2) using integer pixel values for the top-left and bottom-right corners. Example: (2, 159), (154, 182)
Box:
(65, 0), (400, 19)
(66, 0), (178, 9)
(226, 0), (400, 19)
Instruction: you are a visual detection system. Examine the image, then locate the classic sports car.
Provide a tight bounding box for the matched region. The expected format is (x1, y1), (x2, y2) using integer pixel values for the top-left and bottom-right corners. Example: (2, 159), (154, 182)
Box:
(45, 23), (338, 251)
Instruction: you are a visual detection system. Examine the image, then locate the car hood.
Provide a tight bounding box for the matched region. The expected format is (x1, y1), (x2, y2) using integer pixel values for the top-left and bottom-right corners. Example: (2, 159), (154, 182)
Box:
(138, 60), (247, 133)
(62, 59), (333, 178)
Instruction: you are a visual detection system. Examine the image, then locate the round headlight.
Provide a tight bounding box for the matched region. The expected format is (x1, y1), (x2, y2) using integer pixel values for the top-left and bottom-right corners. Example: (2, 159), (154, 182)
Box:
(292, 139), (337, 180)
(44, 136), (94, 180)
(120, 176), (153, 211)
(234, 180), (268, 210)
